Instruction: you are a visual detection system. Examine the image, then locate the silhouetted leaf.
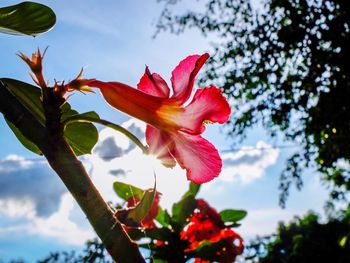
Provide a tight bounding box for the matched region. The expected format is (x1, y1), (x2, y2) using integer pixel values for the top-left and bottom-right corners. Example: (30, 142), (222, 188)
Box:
(5, 119), (42, 154)
(1, 78), (98, 156)
(0, 2), (56, 36)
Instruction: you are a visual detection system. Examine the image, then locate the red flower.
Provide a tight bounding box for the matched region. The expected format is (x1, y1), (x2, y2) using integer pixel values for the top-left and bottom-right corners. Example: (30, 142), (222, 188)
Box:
(77, 54), (231, 184)
(181, 199), (244, 262)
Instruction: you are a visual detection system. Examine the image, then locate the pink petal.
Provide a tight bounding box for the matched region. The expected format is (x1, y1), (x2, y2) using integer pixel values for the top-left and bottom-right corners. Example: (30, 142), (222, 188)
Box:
(90, 80), (170, 129)
(171, 54), (209, 104)
(176, 86), (231, 135)
(146, 125), (176, 168)
(173, 133), (222, 184)
(137, 67), (170, 98)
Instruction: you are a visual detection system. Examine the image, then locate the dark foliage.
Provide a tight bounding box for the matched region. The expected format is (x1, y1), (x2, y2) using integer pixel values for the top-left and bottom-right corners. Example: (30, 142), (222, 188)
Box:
(156, 0), (350, 205)
(38, 239), (112, 263)
(245, 210), (350, 263)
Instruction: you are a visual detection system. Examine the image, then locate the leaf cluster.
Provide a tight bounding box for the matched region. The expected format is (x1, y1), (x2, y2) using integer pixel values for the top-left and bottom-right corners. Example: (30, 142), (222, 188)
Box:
(115, 182), (246, 262)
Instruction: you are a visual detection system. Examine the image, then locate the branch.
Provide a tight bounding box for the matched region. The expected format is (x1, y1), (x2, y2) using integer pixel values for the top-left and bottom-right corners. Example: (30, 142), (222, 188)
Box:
(0, 81), (145, 262)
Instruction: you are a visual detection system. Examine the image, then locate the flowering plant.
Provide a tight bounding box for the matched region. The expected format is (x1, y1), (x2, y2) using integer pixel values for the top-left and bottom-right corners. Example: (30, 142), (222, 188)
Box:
(114, 182), (245, 262)
(0, 46), (240, 262)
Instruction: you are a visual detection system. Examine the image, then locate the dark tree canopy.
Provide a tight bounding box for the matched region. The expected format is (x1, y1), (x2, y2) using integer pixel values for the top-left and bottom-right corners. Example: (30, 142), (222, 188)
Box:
(246, 209), (350, 263)
(156, 0), (350, 205)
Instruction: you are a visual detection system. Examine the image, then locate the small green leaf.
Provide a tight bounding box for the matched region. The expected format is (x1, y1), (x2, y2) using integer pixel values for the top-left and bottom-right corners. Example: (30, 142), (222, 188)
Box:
(172, 195), (196, 229)
(63, 112), (147, 153)
(1, 78), (98, 156)
(170, 182), (201, 230)
(113, 181), (144, 201)
(193, 239), (228, 261)
(5, 119), (42, 154)
(339, 235), (348, 248)
(155, 208), (171, 227)
(0, 2), (56, 36)
(61, 107), (99, 156)
(128, 188), (156, 224)
(219, 209), (247, 223)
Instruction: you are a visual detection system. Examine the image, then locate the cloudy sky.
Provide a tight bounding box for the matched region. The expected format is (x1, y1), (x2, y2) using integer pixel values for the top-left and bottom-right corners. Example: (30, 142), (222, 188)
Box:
(0, 0), (329, 261)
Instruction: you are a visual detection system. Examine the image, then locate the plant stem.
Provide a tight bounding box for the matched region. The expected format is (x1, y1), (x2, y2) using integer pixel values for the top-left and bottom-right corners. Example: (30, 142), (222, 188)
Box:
(0, 81), (145, 262)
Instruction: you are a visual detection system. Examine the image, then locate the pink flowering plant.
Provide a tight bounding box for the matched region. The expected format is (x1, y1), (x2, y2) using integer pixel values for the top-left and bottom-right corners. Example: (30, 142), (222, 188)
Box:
(0, 49), (245, 262)
(0, 6), (246, 262)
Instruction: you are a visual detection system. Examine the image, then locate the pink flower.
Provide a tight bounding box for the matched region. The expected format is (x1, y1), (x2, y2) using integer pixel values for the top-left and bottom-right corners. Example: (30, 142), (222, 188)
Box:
(85, 54), (231, 183)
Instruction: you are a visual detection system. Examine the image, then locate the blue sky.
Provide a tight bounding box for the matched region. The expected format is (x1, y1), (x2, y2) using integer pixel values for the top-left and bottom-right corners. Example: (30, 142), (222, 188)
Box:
(0, 1), (329, 262)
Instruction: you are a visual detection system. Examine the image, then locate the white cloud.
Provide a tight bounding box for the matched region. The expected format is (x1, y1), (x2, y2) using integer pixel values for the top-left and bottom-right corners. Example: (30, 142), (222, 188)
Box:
(0, 154), (32, 173)
(0, 155), (93, 245)
(0, 120), (281, 246)
(88, 119), (188, 210)
(0, 155), (66, 217)
(0, 198), (36, 219)
(0, 194), (93, 245)
(239, 207), (299, 238)
(29, 194), (93, 245)
(220, 141), (279, 183)
(88, 123), (280, 210)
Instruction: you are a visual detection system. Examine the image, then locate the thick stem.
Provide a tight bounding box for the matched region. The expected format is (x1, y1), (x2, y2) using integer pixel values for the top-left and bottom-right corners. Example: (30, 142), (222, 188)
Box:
(0, 81), (145, 262)
(42, 136), (144, 262)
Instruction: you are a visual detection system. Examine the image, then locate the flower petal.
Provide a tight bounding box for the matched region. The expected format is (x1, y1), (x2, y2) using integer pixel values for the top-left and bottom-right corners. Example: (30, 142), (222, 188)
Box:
(174, 86), (231, 134)
(171, 53), (209, 104)
(146, 125), (176, 168)
(137, 67), (170, 98)
(173, 133), (222, 183)
(90, 80), (171, 128)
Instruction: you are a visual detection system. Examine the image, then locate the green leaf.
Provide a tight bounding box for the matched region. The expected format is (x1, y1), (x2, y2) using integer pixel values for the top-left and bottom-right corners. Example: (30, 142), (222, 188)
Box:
(61, 107), (99, 156)
(127, 227), (171, 242)
(145, 227), (172, 241)
(170, 182), (200, 230)
(127, 188), (156, 224)
(0, 2), (56, 36)
(339, 235), (348, 248)
(171, 195), (196, 229)
(219, 209), (247, 223)
(2, 78), (44, 155)
(192, 239), (228, 261)
(1, 78), (45, 124)
(5, 119), (42, 154)
(155, 208), (171, 227)
(63, 112), (147, 154)
(113, 181), (144, 201)
(1, 78), (98, 156)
